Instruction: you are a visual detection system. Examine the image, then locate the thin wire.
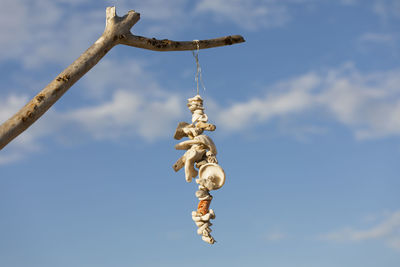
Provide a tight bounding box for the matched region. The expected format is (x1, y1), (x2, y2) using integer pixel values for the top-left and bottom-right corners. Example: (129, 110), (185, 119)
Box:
(192, 40), (206, 95)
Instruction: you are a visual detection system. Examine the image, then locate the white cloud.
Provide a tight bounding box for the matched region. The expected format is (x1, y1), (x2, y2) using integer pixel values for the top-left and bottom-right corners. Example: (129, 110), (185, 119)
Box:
(0, 0), (104, 68)
(108, 0), (190, 36)
(215, 64), (400, 140)
(359, 32), (396, 44)
(2, 62), (400, 165)
(0, 94), (29, 124)
(195, 0), (290, 30)
(0, 130), (41, 165)
(81, 59), (163, 99)
(357, 32), (399, 55)
(0, 94), (54, 165)
(0, 89), (184, 163)
(66, 90), (184, 141)
(319, 210), (400, 252)
(67, 58), (185, 141)
(0, 0), (188, 67)
(216, 72), (320, 130)
(372, 0), (400, 20)
(0, 57), (185, 163)
(1, 0), (399, 72)
(0, 92), (183, 165)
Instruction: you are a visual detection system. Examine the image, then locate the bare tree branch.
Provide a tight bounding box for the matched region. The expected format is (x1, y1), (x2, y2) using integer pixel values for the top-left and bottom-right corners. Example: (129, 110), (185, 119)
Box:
(0, 6), (245, 150)
(120, 34), (245, 51)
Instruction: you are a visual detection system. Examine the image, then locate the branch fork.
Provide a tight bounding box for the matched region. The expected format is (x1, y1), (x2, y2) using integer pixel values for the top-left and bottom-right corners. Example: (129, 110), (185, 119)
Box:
(0, 6), (245, 150)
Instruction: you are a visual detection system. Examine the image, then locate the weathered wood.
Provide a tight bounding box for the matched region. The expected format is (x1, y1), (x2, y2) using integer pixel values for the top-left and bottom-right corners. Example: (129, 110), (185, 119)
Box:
(120, 34), (245, 51)
(0, 6), (245, 150)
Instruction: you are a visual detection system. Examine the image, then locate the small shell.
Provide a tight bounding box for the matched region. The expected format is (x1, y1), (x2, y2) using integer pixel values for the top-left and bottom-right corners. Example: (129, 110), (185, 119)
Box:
(192, 215), (201, 222)
(202, 235), (215, 244)
(195, 189), (209, 198)
(198, 163), (226, 190)
(200, 212), (215, 221)
(198, 194), (213, 201)
(195, 221), (205, 227)
(197, 222), (210, 235)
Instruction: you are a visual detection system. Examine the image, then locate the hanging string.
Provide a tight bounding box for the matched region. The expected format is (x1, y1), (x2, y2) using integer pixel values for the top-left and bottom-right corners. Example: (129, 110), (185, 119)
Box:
(192, 40), (206, 95)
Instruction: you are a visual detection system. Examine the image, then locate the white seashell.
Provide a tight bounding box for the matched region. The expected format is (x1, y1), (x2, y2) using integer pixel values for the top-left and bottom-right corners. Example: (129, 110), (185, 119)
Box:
(198, 163), (226, 190)
(192, 216), (201, 222)
(209, 209), (215, 219)
(197, 222), (209, 235)
(194, 135), (217, 155)
(201, 212), (214, 221)
(195, 221), (205, 227)
(198, 194), (213, 201)
(195, 189), (209, 198)
(202, 235), (215, 244)
(203, 227), (212, 234)
(192, 112), (208, 124)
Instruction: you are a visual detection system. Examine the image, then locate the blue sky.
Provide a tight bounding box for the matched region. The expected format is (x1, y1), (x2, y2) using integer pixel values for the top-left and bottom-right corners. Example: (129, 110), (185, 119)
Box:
(1, 0), (400, 266)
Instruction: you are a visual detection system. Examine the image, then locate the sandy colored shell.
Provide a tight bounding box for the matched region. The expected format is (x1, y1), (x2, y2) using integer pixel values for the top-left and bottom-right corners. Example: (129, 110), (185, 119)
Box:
(198, 163), (226, 190)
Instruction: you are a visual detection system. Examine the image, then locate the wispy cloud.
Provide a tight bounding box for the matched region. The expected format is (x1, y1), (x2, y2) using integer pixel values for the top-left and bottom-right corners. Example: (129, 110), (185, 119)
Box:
(3, 62), (400, 164)
(214, 63), (400, 140)
(357, 32), (399, 55)
(0, 90), (183, 164)
(0, 0), (104, 68)
(0, 0), (189, 68)
(319, 210), (400, 251)
(359, 32), (396, 44)
(194, 0), (290, 30)
(0, 0), (295, 69)
(0, 94), (29, 124)
(65, 90), (183, 141)
(0, 94), (56, 165)
(66, 58), (185, 141)
(0, 58), (185, 164)
(372, 0), (400, 21)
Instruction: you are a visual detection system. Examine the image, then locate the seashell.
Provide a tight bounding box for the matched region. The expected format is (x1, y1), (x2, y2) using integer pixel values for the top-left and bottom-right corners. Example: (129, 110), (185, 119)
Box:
(195, 221), (205, 227)
(200, 212), (214, 221)
(192, 112), (208, 124)
(173, 122), (191, 140)
(203, 227), (212, 234)
(209, 209), (215, 218)
(198, 163), (226, 191)
(175, 135), (217, 155)
(187, 95), (203, 105)
(200, 210), (215, 221)
(202, 235), (215, 244)
(195, 189), (208, 197)
(192, 216), (201, 222)
(198, 194), (213, 201)
(197, 223), (210, 235)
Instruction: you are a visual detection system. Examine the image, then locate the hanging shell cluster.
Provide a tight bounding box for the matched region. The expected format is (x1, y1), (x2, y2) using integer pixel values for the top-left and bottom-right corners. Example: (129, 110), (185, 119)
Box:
(173, 95), (226, 244)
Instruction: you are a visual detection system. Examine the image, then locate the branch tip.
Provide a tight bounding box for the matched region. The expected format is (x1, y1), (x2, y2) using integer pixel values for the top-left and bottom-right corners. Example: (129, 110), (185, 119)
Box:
(106, 6), (116, 19)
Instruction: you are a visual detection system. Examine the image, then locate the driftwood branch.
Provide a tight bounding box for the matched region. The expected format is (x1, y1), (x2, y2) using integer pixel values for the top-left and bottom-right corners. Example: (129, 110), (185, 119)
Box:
(0, 7), (245, 150)
(120, 34), (245, 51)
